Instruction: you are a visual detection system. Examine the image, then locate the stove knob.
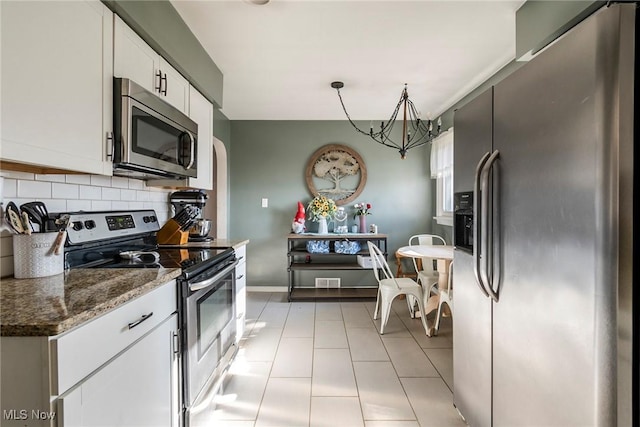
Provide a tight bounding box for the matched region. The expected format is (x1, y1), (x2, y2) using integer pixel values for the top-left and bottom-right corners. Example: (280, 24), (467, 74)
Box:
(150, 216), (157, 223)
(72, 221), (84, 231)
(84, 220), (96, 230)
(143, 216), (150, 223)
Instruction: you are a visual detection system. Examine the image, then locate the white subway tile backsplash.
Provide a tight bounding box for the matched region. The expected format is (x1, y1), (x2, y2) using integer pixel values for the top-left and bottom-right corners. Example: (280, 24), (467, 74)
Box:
(91, 200), (112, 210)
(121, 189), (137, 201)
(136, 190), (150, 202)
(111, 176), (129, 189)
(128, 179), (144, 190)
(149, 191), (168, 202)
(35, 174), (66, 183)
(3, 179), (17, 199)
(79, 185), (102, 200)
(66, 175), (91, 185)
(90, 175), (111, 187)
(0, 171), (35, 180)
(67, 200), (92, 211)
(112, 201), (129, 210)
(101, 187), (121, 201)
(0, 170), (175, 277)
(52, 183), (79, 199)
(47, 199), (68, 213)
(17, 180), (51, 198)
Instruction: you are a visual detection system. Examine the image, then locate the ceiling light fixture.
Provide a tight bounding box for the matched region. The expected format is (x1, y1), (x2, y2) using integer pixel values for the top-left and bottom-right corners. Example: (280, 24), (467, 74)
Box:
(331, 81), (442, 159)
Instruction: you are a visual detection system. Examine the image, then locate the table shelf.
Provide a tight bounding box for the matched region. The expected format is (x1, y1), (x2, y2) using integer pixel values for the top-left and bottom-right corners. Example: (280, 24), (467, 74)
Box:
(287, 233), (387, 302)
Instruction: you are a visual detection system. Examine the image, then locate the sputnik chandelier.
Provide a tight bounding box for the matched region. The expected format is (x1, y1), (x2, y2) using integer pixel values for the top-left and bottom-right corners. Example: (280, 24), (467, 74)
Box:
(331, 81), (442, 159)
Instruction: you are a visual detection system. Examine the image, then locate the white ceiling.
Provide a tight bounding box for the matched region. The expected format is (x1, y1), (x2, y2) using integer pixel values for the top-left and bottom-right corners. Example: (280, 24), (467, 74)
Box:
(171, 0), (523, 120)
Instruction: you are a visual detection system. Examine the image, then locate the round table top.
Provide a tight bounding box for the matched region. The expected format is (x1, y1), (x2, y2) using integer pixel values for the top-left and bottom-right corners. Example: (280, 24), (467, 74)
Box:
(396, 245), (454, 260)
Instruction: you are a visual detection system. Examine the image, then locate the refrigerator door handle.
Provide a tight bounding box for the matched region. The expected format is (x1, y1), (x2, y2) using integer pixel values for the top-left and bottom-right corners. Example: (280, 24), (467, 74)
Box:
(473, 152), (491, 298)
(480, 150), (500, 302)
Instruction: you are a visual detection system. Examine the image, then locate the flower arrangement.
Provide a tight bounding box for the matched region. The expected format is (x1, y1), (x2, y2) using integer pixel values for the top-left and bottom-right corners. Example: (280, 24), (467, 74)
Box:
(353, 202), (372, 218)
(307, 195), (337, 222)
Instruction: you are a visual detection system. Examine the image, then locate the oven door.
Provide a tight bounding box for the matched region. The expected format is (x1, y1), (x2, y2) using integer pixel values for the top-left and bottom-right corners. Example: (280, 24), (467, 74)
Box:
(184, 261), (237, 407)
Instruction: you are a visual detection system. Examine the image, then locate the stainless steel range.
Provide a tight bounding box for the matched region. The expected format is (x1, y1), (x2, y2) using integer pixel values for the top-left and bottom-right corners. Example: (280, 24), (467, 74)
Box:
(63, 209), (238, 425)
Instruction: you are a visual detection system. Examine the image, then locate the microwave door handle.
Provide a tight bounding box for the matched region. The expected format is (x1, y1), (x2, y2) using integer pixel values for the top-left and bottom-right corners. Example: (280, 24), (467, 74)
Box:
(184, 131), (196, 170)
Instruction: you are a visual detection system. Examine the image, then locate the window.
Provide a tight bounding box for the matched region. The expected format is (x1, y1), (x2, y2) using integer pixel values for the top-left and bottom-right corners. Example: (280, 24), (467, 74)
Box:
(430, 129), (453, 226)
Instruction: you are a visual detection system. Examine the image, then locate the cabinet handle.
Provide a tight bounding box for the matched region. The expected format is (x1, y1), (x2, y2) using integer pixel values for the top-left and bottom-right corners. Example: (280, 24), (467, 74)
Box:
(155, 70), (163, 93)
(105, 132), (114, 160)
(172, 331), (180, 355)
(237, 274), (245, 280)
(161, 72), (168, 96)
(127, 312), (153, 329)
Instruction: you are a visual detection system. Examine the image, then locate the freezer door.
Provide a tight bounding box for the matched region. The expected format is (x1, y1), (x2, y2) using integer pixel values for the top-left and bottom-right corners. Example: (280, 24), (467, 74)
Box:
(491, 5), (626, 426)
(453, 88), (493, 427)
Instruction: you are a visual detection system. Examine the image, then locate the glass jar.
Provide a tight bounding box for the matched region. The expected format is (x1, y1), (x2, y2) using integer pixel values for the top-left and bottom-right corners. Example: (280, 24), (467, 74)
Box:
(334, 207), (348, 233)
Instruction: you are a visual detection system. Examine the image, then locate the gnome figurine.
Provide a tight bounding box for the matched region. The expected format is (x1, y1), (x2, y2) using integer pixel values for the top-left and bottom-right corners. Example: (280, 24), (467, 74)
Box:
(291, 201), (306, 234)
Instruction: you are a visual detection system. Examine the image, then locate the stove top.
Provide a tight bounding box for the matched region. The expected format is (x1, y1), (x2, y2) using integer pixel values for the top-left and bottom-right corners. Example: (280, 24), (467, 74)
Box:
(62, 210), (233, 278)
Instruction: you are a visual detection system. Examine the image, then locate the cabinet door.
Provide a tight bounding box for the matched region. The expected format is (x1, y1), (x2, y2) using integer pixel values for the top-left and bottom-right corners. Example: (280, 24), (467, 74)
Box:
(58, 314), (180, 427)
(187, 87), (214, 190)
(161, 58), (190, 115)
(0, 0), (113, 175)
(113, 15), (159, 94)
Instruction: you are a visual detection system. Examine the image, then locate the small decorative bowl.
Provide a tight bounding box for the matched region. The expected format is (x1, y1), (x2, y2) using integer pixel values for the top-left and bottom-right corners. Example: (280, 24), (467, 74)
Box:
(334, 240), (361, 254)
(306, 240), (330, 254)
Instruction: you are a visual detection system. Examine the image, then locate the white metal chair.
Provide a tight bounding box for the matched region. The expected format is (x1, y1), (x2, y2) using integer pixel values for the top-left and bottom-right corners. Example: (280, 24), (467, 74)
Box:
(367, 241), (430, 335)
(434, 261), (453, 333)
(408, 234), (447, 290)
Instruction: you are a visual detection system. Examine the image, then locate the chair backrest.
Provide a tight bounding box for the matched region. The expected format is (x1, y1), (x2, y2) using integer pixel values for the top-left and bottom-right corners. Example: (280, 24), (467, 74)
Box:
(408, 234), (446, 274)
(367, 241), (396, 285)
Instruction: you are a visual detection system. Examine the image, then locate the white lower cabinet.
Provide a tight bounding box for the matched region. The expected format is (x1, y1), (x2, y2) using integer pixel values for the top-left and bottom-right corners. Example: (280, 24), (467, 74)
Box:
(235, 244), (247, 342)
(0, 280), (179, 427)
(58, 313), (179, 427)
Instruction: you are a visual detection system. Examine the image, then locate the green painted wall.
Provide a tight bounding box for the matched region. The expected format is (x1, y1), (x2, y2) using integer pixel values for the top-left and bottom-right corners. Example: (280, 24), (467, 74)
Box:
(229, 120), (440, 288)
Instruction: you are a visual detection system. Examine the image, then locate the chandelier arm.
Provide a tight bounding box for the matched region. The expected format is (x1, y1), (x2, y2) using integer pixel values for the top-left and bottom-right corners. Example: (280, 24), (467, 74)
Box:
(335, 89), (380, 137)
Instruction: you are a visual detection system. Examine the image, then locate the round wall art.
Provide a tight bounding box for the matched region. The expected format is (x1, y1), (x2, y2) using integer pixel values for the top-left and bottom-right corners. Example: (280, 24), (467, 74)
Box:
(305, 144), (367, 206)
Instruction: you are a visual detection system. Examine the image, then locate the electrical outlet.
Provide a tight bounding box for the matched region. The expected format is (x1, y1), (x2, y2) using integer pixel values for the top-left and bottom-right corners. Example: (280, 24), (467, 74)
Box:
(261, 198), (268, 208)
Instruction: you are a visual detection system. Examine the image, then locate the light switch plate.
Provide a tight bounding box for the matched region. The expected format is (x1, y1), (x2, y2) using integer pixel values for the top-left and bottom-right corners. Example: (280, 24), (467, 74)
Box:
(261, 198), (268, 208)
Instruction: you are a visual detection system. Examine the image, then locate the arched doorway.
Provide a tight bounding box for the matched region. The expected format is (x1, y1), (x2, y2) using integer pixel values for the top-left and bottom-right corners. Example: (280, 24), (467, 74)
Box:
(203, 137), (228, 239)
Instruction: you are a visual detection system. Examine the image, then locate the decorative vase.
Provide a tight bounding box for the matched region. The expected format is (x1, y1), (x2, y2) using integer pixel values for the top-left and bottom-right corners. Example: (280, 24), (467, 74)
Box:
(358, 215), (367, 233)
(317, 217), (328, 234)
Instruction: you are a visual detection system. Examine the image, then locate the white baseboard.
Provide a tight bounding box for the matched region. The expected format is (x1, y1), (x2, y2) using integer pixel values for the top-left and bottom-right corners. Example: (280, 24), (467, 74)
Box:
(247, 286), (288, 293)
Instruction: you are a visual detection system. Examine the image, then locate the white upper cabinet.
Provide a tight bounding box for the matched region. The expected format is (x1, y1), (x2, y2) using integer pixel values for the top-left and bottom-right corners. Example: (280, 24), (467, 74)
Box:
(0, 0), (113, 175)
(114, 16), (190, 114)
(188, 87), (214, 190)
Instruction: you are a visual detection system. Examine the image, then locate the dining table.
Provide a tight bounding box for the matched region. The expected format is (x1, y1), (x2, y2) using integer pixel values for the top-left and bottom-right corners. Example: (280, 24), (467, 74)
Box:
(396, 244), (454, 335)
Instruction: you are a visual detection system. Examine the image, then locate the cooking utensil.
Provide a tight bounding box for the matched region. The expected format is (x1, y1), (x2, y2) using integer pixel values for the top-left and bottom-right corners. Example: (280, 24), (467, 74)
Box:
(52, 214), (71, 255)
(21, 211), (32, 235)
(20, 201), (49, 232)
(189, 219), (212, 238)
(5, 202), (25, 234)
(20, 203), (45, 232)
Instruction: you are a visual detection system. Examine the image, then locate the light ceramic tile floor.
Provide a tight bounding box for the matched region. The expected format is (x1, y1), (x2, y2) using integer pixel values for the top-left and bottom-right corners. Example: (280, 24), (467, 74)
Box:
(191, 292), (467, 427)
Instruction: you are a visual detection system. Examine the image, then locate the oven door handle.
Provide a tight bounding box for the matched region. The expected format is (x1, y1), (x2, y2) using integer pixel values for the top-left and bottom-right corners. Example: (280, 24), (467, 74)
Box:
(189, 260), (239, 292)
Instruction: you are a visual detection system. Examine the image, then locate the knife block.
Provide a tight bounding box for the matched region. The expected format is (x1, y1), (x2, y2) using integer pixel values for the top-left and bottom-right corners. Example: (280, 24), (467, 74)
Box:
(157, 219), (189, 245)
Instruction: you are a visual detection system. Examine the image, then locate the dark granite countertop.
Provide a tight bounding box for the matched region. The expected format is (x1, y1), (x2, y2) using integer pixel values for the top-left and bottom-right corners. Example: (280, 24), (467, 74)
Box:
(0, 268), (181, 337)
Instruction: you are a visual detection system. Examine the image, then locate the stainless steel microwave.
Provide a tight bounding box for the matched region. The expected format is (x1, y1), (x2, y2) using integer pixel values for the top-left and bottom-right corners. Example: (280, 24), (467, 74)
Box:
(113, 78), (197, 180)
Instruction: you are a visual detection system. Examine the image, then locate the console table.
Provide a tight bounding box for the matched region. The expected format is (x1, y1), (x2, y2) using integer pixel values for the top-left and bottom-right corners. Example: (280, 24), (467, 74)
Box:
(287, 233), (388, 301)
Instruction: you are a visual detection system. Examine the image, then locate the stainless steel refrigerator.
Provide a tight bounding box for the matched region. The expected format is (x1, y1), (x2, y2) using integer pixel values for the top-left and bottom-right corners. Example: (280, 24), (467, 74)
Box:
(452, 4), (635, 427)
